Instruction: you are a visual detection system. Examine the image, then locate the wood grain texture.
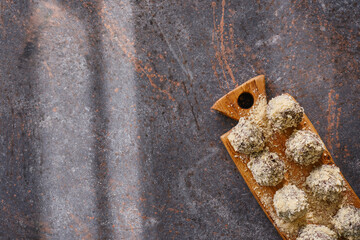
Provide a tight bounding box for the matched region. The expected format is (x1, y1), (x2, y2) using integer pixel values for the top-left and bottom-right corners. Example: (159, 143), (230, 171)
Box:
(214, 75), (360, 240)
(211, 75), (266, 120)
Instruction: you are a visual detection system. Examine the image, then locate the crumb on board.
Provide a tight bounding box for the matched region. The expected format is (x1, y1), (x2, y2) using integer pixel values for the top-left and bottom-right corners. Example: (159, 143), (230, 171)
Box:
(225, 92), (359, 239)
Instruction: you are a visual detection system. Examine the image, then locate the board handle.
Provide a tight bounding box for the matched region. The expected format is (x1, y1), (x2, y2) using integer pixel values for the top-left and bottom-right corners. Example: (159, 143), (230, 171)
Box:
(211, 75), (266, 120)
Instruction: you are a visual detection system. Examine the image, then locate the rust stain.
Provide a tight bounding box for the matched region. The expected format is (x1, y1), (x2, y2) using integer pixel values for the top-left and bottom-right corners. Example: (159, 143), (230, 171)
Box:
(1, 0), (22, 29)
(335, 107), (341, 148)
(211, 1), (229, 89)
(1, 201), (37, 230)
(39, 221), (53, 236)
(43, 61), (54, 78)
(102, 12), (175, 101)
(228, 23), (235, 59)
(211, 59), (221, 88)
(219, 0), (236, 85)
(0, 2), (6, 38)
(212, 0), (237, 88)
(343, 145), (351, 158)
(69, 213), (93, 240)
(43, 1), (66, 20)
(139, 67), (174, 101)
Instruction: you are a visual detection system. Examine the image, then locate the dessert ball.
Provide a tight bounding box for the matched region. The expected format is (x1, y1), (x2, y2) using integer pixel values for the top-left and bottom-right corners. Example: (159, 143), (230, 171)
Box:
(285, 130), (325, 166)
(273, 184), (308, 222)
(332, 206), (360, 240)
(306, 165), (345, 202)
(228, 117), (265, 154)
(297, 224), (337, 240)
(248, 151), (285, 186)
(267, 94), (304, 131)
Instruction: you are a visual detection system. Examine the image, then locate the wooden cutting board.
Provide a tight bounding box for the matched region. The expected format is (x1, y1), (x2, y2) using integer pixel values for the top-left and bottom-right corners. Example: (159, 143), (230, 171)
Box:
(211, 75), (360, 240)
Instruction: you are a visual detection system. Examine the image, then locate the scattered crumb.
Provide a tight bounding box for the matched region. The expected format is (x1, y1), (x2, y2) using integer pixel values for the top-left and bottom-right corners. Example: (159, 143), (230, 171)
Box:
(261, 193), (272, 208)
(305, 193), (339, 226)
(225, 92), (358, 239)
(249, 95), (268, 128)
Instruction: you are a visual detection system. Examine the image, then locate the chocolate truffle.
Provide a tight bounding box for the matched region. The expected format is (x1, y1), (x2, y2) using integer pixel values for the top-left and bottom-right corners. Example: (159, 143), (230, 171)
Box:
(332, 206), (360, 240)
(228, 117), (265, 154)
(248, 151), (285, 186)
(267, 94), (304, 131)
(306, 165), (345, 202)
(273, 184), (308, 222)
(286, 130), (325, 166)
(297, 224), (337, 240)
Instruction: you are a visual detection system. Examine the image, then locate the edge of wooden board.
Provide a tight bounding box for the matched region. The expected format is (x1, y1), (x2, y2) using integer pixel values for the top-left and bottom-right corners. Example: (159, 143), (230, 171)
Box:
(221, 131), (288, 240)
(221, 100), (360, 240)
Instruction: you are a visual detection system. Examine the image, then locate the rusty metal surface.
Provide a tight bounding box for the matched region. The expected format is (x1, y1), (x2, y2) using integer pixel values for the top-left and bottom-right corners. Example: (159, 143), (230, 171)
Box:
(0, 0), (359, 239)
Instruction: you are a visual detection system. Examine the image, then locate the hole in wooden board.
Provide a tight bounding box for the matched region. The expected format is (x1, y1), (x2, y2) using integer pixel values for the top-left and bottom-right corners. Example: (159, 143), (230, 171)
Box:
(237, 92), (254, 109)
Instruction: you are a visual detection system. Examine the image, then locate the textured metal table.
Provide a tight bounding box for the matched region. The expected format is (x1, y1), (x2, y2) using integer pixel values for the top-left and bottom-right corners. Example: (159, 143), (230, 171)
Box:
(0, 0), (359, 239)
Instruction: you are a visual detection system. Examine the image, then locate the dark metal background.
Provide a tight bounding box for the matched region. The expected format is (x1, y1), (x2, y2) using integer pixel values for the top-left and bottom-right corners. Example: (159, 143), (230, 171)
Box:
(0, 0), (359, 239)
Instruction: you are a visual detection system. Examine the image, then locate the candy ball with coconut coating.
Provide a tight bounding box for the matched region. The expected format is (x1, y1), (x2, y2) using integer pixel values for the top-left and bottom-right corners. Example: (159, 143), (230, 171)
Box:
(297, 224), (337, 240)
(306, 165), (345, 202)
(247, 151), (285, 186)
(267, 94), (304, 131)
(273, 184), (308, 222)
(228, 117), (265, 154)
(286, 130), (325, 166)
(332, 206), (360, 240)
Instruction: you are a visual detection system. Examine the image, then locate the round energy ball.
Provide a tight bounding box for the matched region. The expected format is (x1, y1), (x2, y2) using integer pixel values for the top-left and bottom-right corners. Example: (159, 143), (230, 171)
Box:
(285, 130), (325, 166)
(228, 117), (265, 154)
(332, 206), (360, 240)
(247, 151), (285, 186)
(267, 94), (304, 131)
(306, 165), (345, 202)
(273, 184), (308, 222)
(297, 224), (337, 240)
